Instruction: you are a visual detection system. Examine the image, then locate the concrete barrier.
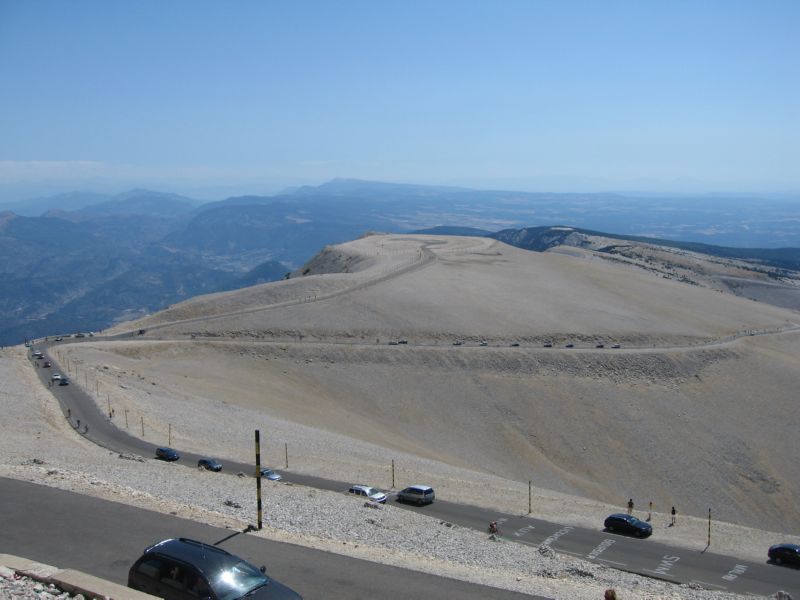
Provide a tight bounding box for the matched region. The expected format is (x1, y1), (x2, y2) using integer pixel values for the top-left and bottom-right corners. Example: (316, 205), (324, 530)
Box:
(0, 554), (159, 600)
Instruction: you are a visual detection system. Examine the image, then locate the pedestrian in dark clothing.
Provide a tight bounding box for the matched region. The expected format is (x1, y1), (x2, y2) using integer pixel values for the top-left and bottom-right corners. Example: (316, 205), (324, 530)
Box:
(627, 498), (634, 515)
(671, 506), (676, 526)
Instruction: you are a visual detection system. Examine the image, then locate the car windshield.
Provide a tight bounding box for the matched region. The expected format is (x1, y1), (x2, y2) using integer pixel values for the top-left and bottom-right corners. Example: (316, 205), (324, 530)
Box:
(209, 560), (269, 600)
(362, 487), (378, 495)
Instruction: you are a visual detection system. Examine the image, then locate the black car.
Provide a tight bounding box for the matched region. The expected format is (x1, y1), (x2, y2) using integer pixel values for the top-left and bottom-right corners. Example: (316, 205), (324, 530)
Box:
(198, 458), (222, 472)
(155, 447), (180, 461)
(128, 538), (302, 600)
(58, 377), (70, 386)
(604, 513), (652, 538)
(769, 543), (800, 566)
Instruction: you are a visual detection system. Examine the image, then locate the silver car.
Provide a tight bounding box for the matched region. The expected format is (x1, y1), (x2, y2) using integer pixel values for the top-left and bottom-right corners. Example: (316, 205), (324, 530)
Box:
(397, 484), (435, 506)
(348, 484), (387, 504)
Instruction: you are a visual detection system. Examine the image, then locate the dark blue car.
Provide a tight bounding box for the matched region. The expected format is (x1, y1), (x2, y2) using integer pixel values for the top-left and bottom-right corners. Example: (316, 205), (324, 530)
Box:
(769, 543), (800, 566)
(155, 447), (180, 461)
(604, 513), (652, 538)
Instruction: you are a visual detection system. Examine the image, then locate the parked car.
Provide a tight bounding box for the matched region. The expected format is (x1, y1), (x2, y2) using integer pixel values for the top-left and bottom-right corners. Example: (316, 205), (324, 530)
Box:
(197, 458), (222, 472)
(510, 342), (520, 347)
(397, 339), (408, 344)
(479, 340), (488, 346)
(128, 537), (302, 600)
(75, 333), (85, 338)
(260, 468), (282, 481)
(32, 351), (43, 358)
(58, 377), (70, 386)
(604, 513), (652, 538)
(596, 343), (605, 348)
(565, 343), (575, 348)
(396, 485), (435, 506)
(543, 342), (553, 348)
(155, 447), (180, 462)
(43, 361), (51, 368)
(769, 543), (800, 566)
(51, 373), (62, 381)
(452, 340), (463, 346)
(347, 485), (387, 504)
(55, 337), (63, 342)
(611, 343), (621, 349)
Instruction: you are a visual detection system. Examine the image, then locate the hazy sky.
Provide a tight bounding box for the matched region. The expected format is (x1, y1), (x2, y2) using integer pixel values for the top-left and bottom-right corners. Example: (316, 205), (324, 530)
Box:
(1, 1), (798, 198)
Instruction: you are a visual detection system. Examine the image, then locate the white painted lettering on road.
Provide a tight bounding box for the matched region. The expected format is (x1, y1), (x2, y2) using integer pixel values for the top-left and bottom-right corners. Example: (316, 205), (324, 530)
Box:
(513, 524), (535, 537)
(539, 526), (574, 547)
(649, 555), (680, 577)
(587, 538), (615, 560)
(722, 564), (748, 581)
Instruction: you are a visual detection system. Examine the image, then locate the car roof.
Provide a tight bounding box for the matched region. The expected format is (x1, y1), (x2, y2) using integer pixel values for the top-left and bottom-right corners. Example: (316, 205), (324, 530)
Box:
(773, 543), (800, 551)
(143, 538), (239, 574)
(407, 485), (433, 491)
(607, 513), (632, 520)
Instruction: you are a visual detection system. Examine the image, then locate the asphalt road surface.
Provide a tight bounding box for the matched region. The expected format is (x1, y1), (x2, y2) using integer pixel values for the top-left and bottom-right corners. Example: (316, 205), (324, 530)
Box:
(0, 477), (540, 600)
(26, 341), (800, 598)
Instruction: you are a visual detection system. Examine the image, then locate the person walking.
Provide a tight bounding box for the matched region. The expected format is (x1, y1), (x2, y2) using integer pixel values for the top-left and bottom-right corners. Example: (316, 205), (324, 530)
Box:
(627, 498), (634, 515)
(647, 501), (653, 522)
(671, 506), (676, 526)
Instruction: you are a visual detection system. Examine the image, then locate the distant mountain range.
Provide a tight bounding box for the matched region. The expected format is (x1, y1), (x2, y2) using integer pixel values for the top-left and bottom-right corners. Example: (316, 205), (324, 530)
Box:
(2, 179), (799, 345)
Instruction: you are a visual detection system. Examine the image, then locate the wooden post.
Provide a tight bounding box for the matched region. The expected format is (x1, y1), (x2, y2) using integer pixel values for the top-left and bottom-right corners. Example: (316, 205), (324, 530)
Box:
(391, 459), (395, 489)
(168, 423), (172, 446)
(124, 409), (129, 428)
(141, 416), (144, 436)
(708, 508), (711, 546)
(528, 480), (532, 514)
(255, 430), (263, 530)
(284, 443), (288, 469)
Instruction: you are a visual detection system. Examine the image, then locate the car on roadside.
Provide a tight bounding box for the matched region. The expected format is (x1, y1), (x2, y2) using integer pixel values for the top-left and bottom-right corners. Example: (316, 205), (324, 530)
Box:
(396, 484), (435, 506)
(155, 447), (180, 462)
(565, 343), (574, 348)
(260, 468), (282, 481)
(479, 340), (488, 346)
(197, 458), (222, 472)
(543, 342), (553, 348)
(452, 340), (463, 346)
(596, 343), (605, 348)
(604, 513), (652, 538)
(58, 377), (70, 386)
(55, 337), (63, 342)
(611, 343), (621, 349)
(347, 484), (387, 504)
(768, 543), (800, 566)
(52, 373), (62, 381)
(32, 350), (43, 358)
(75, 333), (85, 338)
(510, 342), (520, 347)
(128, 537), (302, 600)
(43, 361), (51, 368)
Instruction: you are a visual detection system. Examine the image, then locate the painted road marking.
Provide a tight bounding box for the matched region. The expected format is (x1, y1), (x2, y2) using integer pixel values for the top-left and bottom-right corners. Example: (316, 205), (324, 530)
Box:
(587, 538), (615, 560)
(558, 549), (583, 557)
(538, 526), (574, 547)
(513, 524), (536, 537)
(597, 558), (627, 567)
(646, 554), (680, 577)
(722, 564), (748, 581)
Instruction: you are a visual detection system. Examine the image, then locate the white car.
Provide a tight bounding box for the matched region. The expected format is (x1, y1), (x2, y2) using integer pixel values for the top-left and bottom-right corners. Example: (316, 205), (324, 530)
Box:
(51, 373), (62, 381)
(348, 484), (387, 504)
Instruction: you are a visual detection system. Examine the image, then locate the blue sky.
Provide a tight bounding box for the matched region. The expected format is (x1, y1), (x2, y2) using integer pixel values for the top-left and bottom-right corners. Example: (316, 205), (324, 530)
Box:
(0, 0), (798, 198)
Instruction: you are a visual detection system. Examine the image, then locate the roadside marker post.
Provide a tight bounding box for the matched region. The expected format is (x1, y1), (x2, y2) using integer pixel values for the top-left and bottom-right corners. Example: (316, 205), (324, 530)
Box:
(168, 423), (171, 446)
(284, 443), (288, 469)
(391, 459), (395, 489)
(528, 480), (532, 514)
(141, 416), (144, 436)
(255, 430), (263, 530)
(708, 508), (712, 547)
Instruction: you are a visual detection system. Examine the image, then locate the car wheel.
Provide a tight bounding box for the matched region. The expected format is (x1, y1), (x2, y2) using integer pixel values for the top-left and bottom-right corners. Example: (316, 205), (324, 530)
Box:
(774, 556), (782, 564)
(635, 530), (642, 538)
